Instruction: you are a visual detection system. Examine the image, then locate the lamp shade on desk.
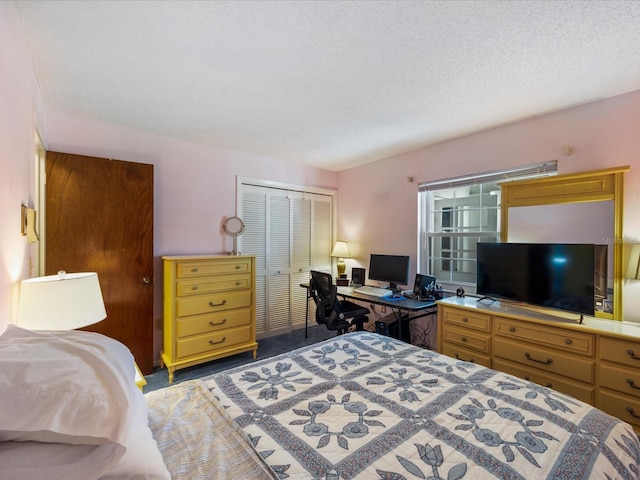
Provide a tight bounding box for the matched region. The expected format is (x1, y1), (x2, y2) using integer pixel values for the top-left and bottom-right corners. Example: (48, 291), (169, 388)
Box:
(331, 241), (351, 278)
(18, 272), (107, 330)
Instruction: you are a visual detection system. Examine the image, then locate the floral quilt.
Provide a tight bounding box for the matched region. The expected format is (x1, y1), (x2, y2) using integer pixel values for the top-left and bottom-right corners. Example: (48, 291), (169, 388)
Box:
(203, 332), (640, 480)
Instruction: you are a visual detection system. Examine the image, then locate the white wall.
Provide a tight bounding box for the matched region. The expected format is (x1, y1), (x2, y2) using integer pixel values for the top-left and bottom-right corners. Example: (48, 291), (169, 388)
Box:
(337, 91), (640, 322)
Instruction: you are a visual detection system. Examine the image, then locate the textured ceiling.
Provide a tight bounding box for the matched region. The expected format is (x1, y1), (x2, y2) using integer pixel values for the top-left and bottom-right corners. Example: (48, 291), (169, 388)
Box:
(15, 0), (640, 171)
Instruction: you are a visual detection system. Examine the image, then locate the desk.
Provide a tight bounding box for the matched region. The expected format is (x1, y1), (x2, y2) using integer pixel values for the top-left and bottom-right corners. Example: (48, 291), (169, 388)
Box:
(301, 284), (437, 340)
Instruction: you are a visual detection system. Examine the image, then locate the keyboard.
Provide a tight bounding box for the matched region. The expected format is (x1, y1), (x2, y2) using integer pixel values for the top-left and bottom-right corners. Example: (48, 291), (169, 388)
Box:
(353, 285), (393, 298)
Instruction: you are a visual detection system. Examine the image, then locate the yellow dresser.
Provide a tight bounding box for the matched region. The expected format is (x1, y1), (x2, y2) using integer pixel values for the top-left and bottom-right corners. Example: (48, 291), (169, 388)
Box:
(161, 255), (258, 383)
(437, 296), (640, 432)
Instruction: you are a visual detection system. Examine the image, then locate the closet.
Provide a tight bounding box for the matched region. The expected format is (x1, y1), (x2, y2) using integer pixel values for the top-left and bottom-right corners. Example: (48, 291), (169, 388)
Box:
(238, 180), (335, 337)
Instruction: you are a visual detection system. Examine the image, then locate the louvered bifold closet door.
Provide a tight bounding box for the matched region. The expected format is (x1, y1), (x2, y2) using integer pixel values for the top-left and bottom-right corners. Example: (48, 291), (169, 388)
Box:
(268, 190), (292, 335)
(239, 182), (334, 338)
(241, 185), (268, 335)
(291, 192), (311, 329)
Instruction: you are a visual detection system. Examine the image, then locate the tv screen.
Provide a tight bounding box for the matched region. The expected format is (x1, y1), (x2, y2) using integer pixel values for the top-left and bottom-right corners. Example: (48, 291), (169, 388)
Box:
(368, 254), (410, 292)
(476, 243), (602, 316)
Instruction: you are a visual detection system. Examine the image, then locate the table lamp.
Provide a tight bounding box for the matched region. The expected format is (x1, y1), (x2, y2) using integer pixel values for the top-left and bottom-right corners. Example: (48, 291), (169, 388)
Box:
(331, 241), (351, 279)
(18, 271), (107, 330)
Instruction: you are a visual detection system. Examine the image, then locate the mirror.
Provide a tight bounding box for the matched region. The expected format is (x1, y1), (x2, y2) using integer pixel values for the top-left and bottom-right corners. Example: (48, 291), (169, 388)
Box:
(501, 166), (628, 320)
(223, 216), (245, 255)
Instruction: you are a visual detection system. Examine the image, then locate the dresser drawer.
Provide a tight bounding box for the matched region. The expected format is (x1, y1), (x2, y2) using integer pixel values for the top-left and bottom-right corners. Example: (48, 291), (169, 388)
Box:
(177, 290), (251, 317)
(495, 317), (594, 357)
(441, 343), (491, 368)
(441, 307), (491, 333)
(177, 273), (251, 297)
(600, 336), (640, 368)
(177, 258), (252, 278)
(599, 363), (640, 399)
(177, 307), (252, 338)
(442, 326), (491, 354)
(493, 358), (594, 404)
(494, 337), (594, 383)
(176, 325), (252, 359)
(598, 390), (640, 431)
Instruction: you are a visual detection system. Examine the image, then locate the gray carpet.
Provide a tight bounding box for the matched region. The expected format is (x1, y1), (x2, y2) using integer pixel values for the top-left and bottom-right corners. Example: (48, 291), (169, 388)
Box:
(142, 325), (330, 393)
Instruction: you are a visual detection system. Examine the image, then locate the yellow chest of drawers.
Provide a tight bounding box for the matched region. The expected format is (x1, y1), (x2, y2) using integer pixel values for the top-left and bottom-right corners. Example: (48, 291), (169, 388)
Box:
(161, 255), (258, 383)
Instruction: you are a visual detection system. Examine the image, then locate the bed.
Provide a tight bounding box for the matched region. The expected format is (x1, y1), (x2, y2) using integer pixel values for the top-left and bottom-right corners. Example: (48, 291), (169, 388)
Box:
(147, 331), (640, 480)
(2, 327), (639, 479)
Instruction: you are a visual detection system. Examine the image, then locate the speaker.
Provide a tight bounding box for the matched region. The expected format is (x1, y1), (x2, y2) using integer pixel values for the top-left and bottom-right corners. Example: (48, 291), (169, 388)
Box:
(351, 268), (365, 287)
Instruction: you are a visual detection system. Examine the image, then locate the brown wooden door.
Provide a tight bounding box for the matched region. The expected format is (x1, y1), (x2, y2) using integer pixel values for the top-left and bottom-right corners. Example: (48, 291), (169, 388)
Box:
(45, 152), (154, 374)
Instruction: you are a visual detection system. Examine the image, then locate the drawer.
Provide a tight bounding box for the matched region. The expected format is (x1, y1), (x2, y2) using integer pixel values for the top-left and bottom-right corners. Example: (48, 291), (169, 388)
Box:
(177, 273), (250, 296)
(177, 290), (251, 317)
(176, 325), (252, 359)
(495, 317), (594, 357)
(442, 326), (491, 354)
(441, 343), (492, 368)
(177, 259), (252, 278)
(600, 336), (640, 368)
(177, 307), (252, 338)
(599, 363), (640, 399)
(597, 390), (640, 432)
(493, 358), (594, 404)
(494, 337), (594, 383)
(442, 307), (491, 333)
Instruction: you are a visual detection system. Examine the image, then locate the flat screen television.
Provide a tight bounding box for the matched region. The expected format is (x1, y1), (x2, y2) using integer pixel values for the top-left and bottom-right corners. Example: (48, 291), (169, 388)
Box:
(368, 254), (410, 293)
(476, 243), (607, 316)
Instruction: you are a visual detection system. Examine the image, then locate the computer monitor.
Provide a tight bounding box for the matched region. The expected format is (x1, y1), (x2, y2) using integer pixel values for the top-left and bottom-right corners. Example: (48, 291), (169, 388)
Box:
(368, 254), (410, 293)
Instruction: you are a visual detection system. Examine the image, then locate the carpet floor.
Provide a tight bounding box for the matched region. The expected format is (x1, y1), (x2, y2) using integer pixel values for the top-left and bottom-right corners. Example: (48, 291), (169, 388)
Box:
(143, 325), (331, 393)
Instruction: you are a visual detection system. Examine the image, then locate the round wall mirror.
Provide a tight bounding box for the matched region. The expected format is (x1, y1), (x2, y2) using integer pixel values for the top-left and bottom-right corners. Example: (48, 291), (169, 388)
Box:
(223, 216), (245, 255)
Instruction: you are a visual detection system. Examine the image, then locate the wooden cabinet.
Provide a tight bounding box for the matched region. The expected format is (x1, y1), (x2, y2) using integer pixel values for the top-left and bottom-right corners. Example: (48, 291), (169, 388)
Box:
(437, 297), (640, 431)
(161, 255), (258, 383)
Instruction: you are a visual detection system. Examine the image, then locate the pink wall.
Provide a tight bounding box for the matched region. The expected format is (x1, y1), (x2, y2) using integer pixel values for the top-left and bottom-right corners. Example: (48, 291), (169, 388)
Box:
(0, 3), (45, 333)
(338, 91), (640, 321)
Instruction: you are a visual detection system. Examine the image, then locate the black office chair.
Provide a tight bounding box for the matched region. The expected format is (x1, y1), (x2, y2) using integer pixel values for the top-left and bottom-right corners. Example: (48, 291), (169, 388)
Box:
(309, 270), (369, 335)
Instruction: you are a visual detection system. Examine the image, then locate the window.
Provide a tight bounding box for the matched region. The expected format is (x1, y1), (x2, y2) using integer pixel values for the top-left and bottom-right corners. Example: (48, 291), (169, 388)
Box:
(418, 161), (557, 290)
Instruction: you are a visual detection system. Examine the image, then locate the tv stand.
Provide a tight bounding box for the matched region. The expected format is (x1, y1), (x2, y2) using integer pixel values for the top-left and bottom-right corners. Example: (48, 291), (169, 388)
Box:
(437, 296), (640, 434)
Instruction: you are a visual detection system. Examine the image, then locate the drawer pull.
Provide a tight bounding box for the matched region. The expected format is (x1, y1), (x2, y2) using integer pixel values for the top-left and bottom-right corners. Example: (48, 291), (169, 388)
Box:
(626, 407), (640, 419)
(523, 376), (551, 388)
(192, 267), (199, 273)
(564, 338), (572, 345)
(509, 326), (516, 333)
(626, 378), (640, 390)
(209, 300), (227, 307)
(192, 285), (199, 290)
(235, 265), (241, 269)
(524, 352), (553, 365)
(209, 319), (227, 327)
(236, 281), (242, 286)
(462, 317), (468, 323)
(627, 349), (640, 360)
(454, 353), (475, 363)
(209, 337), (226, 346)
(461, 336), (467, 343)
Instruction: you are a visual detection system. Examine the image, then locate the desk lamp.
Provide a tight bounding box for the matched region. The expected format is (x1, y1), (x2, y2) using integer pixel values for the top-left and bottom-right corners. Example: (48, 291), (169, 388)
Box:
(331, 241), (351, 279)
(18, 271), (107, 330)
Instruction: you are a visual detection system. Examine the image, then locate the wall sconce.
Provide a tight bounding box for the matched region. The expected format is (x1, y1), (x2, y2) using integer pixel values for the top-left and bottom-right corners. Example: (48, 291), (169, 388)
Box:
(20, 204), (39, 243)
(18, 271), (107, 330)
(331, 241), (351, 279)
(625, 244), (640, 280)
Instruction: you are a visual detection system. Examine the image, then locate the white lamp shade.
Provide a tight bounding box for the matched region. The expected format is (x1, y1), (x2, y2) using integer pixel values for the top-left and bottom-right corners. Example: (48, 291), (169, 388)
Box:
(18, 272), (107, 330)
(331, 241), (351, 259)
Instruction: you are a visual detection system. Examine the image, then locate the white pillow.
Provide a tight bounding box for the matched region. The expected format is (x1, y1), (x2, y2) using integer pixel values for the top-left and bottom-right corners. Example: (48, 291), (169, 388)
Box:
(98, 388), (171, 479)
(0, 325), (137, 477)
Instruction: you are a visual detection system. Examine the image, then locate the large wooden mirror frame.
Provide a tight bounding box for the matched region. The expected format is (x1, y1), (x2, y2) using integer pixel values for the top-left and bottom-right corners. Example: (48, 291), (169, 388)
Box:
(500, 166), (629, 320)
